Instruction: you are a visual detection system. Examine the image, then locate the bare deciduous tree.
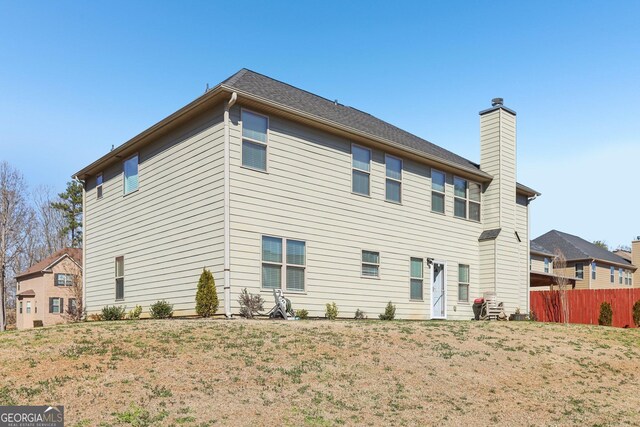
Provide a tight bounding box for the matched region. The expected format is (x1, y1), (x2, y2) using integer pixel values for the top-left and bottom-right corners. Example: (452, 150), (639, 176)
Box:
(61, 260), (84, 322)
(0, 161), (32, 331)
(553, 249), (571, 325)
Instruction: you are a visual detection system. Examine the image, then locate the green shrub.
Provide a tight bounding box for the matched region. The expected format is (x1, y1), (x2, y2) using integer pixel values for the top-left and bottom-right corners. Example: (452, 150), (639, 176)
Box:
(102, 305), (126, 321)
(325, 302), (338, 320)
(128, 305), (142, 320)
(633, 300), (640, 327)
(354, 309), (366, 320)
(150, 300), (173, 319)
(598, 301), (613, 326)
(195, 268), (218, 318)
(379, 301), (396, 320)
(528, 310), (537, 322)
(296, 309), (309, 319)
(237, 288), (264, 318)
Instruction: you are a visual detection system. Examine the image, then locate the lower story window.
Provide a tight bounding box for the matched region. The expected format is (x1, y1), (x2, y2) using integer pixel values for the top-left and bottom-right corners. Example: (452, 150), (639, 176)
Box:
(410, 258), (423, 300)
(362, 250), (380, 278)
(115, 256), (125, 300)
(261, 236), (306, 292)
(69, 298), (77, 315)
(26, 302), (31, 314)
(49, 297), (63, 314)
(458, 264), (470, 302)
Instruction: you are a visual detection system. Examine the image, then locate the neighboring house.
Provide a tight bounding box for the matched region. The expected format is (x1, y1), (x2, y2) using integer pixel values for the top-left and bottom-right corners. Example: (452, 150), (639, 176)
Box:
(613, 237), (640, 286)
(532, 230), (637, 290)
(73, 69), (539, 320)
(15, 248), (83, 329)
(529, 241), (576, 289)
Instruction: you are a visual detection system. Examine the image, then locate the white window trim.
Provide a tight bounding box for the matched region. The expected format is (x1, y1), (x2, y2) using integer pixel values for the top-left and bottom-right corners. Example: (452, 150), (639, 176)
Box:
(241, 108), (270, 173)
(591, 262), (597, 280)
(351, 143), (372, 197)
(544, 258), (550, 274)
(361, 249), (380, 279)
(384, 154), (402, 204)
(619, 268), (624, 284)
(610, 266), (615, 283)
(458, 264), (470, 303)
(96, 173), (103, 200)
(115, 256), (125, 301)
(123, 153), (139, 196)
(453, 175), (481, 222)
(26, 301), (31, 314)
(409, 257), (424, 301)
(576, 263), (584, 280)
(431, 169), (446, 214)
(260, 235), (307, 293)
(52, 297), (61, 314)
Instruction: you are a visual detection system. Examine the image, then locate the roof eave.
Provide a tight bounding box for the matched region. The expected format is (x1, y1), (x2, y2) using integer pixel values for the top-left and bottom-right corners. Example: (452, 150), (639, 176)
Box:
(72, 86), (228, 180)
(220, 85), (494, 182)
(516, 182), (541, 197)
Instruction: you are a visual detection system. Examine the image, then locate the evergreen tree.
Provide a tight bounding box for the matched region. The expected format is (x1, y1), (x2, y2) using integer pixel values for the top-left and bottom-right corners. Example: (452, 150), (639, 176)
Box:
(195, 268), (218, 317)
(51, 180), (83, 248)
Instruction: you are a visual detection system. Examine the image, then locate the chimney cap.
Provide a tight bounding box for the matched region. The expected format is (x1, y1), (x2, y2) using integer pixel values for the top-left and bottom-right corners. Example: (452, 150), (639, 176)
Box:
(491, 98), (504, 107)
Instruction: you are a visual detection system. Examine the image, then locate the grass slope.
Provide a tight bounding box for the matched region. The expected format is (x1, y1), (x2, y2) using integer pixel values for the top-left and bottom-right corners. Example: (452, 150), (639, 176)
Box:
(1, 319), (639, 426)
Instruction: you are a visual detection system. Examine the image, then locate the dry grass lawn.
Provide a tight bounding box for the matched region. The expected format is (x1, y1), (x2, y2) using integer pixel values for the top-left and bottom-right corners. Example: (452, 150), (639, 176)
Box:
(1, 319), (639, 426)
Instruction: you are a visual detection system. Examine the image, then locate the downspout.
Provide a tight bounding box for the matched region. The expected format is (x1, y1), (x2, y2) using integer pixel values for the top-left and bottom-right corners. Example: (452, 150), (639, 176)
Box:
(223, 92), (237, 318)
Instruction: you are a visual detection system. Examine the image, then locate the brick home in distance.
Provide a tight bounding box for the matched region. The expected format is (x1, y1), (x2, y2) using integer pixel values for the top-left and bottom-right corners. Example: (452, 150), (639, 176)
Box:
(15, 248), (82, 329)
(73, 69), (539, 320)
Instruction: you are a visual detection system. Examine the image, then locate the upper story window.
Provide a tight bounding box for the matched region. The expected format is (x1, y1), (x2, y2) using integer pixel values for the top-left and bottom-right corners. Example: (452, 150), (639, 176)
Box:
(544, 258), (550, 273)
(619, 267), (624, 284)
(96, 173), (103, 199)
(123, 154), (139, 195)
(576, 263), (584, 280)
(591, 261), (597, 280)
(241, 110), (268, 172)
(431, 170), (445, 214)
(625, 270), (630, 286)
(454, 177), (481, 221)
(385, 155), (402, 203)
(610, 266), (615, 283)
(352, 145), (371, 196)
(55, 273), (74, 286)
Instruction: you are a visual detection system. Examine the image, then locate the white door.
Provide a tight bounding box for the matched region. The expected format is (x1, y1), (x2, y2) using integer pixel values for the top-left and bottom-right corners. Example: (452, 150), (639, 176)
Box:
(431, 262), (446, 319)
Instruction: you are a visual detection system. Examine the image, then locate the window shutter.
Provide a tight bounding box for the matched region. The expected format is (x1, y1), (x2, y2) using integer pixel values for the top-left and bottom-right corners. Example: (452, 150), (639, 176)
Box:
(54, 274), (59, 286)
(49, 298), (53, 313)
(60, 298), (64, 314)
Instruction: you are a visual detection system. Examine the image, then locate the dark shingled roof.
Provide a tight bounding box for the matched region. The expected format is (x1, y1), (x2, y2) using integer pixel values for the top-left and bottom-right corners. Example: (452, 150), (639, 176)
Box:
(15, 248), (82, 280)
(532, 230), (631, 266)
(479, 228), (501, 241)
(222, 69), (483, 175)
(530, 241), (554, 256)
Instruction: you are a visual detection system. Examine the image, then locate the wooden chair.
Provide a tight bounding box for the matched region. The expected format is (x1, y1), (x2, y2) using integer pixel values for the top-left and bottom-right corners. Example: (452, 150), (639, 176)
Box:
(482, 292), (505, 320)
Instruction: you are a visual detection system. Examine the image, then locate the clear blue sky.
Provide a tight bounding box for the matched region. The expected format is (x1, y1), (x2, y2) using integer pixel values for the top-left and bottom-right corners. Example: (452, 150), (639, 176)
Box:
(1, 1), (638, 248)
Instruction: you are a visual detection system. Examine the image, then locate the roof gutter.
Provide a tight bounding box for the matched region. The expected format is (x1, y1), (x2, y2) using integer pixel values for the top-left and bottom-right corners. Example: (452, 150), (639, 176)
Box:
(223, 92), (237, 318)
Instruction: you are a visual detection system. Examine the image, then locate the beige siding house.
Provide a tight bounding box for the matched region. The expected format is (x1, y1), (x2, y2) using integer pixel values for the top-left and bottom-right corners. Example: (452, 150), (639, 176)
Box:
(15, 248), (82, 329)
(532, 230), (637, 290)
(74, 69), (539, 320)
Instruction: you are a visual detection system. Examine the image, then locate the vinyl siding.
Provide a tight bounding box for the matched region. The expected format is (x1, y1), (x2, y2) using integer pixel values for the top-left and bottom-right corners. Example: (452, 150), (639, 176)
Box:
(228, 106), (483, 320)
(84, 105), (226, 315)
(530, 255), (553, 274)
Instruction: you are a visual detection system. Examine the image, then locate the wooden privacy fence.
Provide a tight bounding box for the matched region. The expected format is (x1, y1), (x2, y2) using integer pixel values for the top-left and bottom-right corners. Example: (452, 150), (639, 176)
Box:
(530, 289), (640, 328)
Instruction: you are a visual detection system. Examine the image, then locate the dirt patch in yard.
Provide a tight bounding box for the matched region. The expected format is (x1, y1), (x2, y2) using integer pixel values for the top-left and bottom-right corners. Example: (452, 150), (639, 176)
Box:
(1, 319), (639, 426)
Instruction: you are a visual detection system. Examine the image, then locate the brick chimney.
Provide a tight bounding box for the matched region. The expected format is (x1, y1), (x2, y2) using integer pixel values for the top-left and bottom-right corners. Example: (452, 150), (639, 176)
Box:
(633, 237), (640, 286)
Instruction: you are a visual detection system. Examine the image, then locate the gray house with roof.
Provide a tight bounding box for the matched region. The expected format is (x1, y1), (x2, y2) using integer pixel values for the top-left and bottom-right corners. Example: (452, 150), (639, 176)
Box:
(532, 230), (637, 289)
(74, 69), (538, 319)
